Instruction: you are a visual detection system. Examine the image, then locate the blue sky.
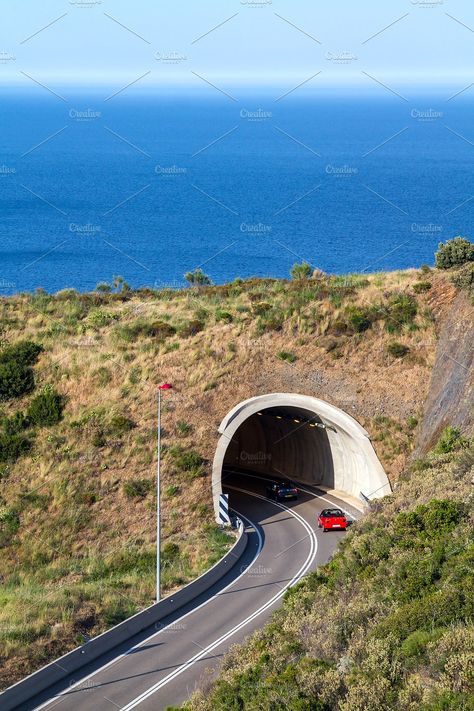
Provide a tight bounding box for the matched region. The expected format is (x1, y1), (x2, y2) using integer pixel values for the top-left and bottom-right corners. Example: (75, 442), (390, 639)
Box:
(1, 0), (473, 88)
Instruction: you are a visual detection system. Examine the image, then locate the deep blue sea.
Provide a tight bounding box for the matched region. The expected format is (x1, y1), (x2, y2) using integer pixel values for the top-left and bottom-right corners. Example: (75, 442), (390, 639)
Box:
(1, 88), (473, 294)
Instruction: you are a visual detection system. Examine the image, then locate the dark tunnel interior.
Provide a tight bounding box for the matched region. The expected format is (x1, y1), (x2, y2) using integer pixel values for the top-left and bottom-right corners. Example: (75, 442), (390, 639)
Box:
(222, 406), (335, 488)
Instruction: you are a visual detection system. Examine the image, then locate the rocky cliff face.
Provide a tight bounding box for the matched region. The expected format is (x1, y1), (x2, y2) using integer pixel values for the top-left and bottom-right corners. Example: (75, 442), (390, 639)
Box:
(416, 282), (474, 454)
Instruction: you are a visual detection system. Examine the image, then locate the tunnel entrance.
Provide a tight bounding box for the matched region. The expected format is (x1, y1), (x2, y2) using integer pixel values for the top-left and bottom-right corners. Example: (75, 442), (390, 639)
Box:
(222, 406), (334, 488)
(212, 393), (391, 521)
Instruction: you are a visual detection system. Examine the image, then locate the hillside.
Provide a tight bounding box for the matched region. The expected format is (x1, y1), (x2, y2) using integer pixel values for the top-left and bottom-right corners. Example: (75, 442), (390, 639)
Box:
(0, 265), (470, 689)
(183, 442), (474, 711)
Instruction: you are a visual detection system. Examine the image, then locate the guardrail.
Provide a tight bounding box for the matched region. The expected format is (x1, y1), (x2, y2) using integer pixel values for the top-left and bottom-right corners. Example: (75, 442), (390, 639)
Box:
(1, 518), (248, 711)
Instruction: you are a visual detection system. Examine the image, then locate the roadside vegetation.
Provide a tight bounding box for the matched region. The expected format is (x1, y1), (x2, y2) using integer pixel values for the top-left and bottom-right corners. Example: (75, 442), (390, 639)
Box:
(0, 239), (472, 689)
(183, 434), (474, 711)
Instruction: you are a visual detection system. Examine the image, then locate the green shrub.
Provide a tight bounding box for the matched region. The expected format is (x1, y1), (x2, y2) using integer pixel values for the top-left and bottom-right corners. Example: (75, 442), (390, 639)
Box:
(433, 426), (469, 454)
(108, 414), (135, 436)
(435, 237), (474, 269)
(95, 282), (112, 293)
(176, 420), (192, 436)
(87, 309), (117, 328)
(394, 499), (463, 540)
(178, 319), (204, 338)
(386, 342), (409, 358)
(277, 351), (297, 363)
(168, 446), (206, 477)
(0, 432), (32, 462)
(400, 629), (433, 659)
(346, 306), (372, 333)
(0, 506), (20, 546)
(27, 386), (65, 426)
(290, 262), (312, 280)
(413, 281), (432, 293)
(93, 367), (112, 386)
(255, 311), (284, 335)
(166, 485), (180, 497)
(116, 320), (176, 342)
(0, 361), (35, 400)
(251, 302), (272, 316)
(0, 340), (43, 367)
(161, 541), (180, 564)
(123, 478), (153, 498)
(385, 293), (417, 330)
(2, 411), (30, 435)
(451, 262), (474, 293)
(215, 309), (233, 323)
(184, 269), (211, 286)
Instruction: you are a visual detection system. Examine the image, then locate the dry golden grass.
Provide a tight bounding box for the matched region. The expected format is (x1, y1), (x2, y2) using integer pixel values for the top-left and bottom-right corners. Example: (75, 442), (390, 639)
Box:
(0, 268), (447, 687)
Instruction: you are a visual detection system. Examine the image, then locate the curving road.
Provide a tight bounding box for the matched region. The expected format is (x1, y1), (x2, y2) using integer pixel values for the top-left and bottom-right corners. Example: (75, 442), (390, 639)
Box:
(24, 472), (360, 711)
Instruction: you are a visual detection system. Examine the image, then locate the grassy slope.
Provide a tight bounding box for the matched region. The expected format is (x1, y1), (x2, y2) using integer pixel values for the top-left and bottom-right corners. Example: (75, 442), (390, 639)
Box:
(183, 443), (474, 711)
(0, 268), (445, 688)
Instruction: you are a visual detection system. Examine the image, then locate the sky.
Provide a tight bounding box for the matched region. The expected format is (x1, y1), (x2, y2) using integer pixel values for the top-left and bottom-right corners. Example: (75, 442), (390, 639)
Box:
(0, 0), (473, 90)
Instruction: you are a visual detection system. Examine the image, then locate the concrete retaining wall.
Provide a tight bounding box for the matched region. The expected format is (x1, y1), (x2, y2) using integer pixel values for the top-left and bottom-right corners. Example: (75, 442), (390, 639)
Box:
(1, 522), (248, 711)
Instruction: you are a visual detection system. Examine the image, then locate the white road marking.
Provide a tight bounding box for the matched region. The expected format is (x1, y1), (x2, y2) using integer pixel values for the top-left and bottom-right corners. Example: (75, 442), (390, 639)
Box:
(225, 470), (360, 519)
(33, 511), (262, 711)
(120, 489), (318, 710)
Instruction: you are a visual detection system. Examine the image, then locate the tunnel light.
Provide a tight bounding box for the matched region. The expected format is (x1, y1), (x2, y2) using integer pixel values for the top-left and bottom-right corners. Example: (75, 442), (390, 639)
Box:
(309, 423), (317, 427)
(276, 415), (283, 419)
(257, 412), (263, 416)
(293, 418), (301, 423)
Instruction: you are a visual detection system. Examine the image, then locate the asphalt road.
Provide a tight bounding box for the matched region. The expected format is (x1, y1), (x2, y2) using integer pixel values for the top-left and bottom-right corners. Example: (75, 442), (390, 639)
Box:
(27, 473), (360, 711)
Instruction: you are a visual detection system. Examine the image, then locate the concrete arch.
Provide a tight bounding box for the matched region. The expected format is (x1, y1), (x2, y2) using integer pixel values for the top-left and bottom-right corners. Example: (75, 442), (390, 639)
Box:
(212, 393), (391, 519)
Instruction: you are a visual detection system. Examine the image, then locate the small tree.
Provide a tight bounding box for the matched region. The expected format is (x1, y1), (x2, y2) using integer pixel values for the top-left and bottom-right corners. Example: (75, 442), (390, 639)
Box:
(95, 282), (112, 293)
(112, 275), (131, 293)
(290, 262), (312, 280)
(435, 237), (474, 269)
(184, 269), (212, 286)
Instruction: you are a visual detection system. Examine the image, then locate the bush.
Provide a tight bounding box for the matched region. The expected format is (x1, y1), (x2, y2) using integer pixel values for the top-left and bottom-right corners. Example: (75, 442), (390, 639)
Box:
(384, 293), (417, 331)
(451, 262), (474, 293)
(0, 361), (35, 400)
(161, 542), (180, 564)
(255, 311), (284, 335)
(413, 281), (432, 293)
(346, 306), (372, 333)
(2, 411), (30, 435)
(178, 319), (205, 338)
(176, 420), (192, 436)
(277, 351), (297, 363)
(87, 309), (117, 328)
(433, 426), (469, 454)
(215, 309), (233, 323)
(168, 446), (206, 477)
(0, 506), (20, 546)
(184, 269), (211, 286)
(435, 237), (474, 269)
(290, 262), (312, 280)
(27, 386), (65, 427)
(108, 414), (135, 436)
(123, 478), (153, 498)
(0, 341), (43, 367)
(116, 320), (176, 342)
(387, 342), (410, 358)
(0, 432), (32, 462)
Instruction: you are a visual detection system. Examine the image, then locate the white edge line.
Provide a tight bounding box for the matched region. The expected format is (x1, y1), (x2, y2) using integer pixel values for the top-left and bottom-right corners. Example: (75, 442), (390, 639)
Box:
(120, 489), (317, 710)
(32, 511), (262, 711)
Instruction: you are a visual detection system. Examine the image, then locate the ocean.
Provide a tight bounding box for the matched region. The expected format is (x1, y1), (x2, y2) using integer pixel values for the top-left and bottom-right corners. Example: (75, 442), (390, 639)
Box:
(0, 88), (472, 294)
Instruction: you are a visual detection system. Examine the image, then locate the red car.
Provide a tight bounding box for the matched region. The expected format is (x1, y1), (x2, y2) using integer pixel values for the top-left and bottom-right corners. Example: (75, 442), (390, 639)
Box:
(318, 508), (347, 532)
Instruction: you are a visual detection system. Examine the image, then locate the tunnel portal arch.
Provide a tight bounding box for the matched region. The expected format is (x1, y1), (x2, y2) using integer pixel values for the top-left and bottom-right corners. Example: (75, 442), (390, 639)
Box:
(212, 393), (390, 520)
